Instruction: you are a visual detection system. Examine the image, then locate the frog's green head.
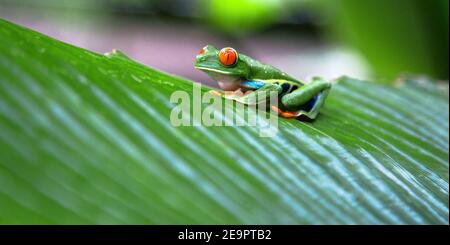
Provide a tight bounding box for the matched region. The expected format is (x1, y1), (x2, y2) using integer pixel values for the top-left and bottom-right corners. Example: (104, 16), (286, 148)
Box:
(194, 45), (251, 90)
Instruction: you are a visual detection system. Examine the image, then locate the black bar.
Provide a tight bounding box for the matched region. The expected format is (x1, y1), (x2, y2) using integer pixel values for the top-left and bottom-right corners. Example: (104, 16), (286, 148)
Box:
(0, 225), (448, 242)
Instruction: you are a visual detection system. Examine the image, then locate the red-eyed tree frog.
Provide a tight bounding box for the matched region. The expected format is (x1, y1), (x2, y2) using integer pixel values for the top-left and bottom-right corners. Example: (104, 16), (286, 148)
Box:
(194, 45), (331, 119)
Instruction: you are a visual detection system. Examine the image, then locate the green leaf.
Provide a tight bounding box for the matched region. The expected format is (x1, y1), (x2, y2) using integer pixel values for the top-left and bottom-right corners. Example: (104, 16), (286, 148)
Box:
(0, 19), (448, 224)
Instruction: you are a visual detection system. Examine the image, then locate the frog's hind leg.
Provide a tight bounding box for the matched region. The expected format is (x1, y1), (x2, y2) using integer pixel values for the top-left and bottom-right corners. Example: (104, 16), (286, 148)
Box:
(275, 77), (331, 119)
(298, 88), (331, 120)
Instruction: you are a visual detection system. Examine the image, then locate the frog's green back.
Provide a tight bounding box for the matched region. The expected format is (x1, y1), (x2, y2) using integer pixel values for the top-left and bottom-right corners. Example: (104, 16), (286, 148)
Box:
(240, 54), (302, 84)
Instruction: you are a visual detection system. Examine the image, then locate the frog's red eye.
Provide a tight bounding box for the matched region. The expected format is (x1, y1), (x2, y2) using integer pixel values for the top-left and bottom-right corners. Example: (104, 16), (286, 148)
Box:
(219, 47), (238, 66)
(199, 46), (207, 55)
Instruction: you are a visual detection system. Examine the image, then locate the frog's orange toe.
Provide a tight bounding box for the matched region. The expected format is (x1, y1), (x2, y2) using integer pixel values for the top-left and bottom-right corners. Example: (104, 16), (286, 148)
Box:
(280, 111), (298, 118)
(271, 105), (282, 113)
(209, 90), (223, 97)
(271, 106), (298, 118)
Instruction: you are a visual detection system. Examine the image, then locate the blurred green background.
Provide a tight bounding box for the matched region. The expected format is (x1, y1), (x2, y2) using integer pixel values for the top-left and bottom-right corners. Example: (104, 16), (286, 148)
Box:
(1, 0), (448, 83)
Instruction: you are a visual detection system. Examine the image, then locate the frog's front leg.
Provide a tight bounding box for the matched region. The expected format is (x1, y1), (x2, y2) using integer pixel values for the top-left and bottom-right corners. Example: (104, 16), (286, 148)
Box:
(276, 77), (331, 119)
(232, 83), (281, 105)
(209, 82), (280, 105)
(207, 90), (244, 99)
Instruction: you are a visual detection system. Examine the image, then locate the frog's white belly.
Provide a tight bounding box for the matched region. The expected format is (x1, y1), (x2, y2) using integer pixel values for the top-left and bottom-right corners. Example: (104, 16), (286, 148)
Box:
(207, 72), (243, 91)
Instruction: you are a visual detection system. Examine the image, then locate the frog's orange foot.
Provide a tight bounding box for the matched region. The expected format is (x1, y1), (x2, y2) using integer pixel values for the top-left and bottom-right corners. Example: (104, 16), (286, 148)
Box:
(208, 90), (223, 97)
(271, 106), (298, 118)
